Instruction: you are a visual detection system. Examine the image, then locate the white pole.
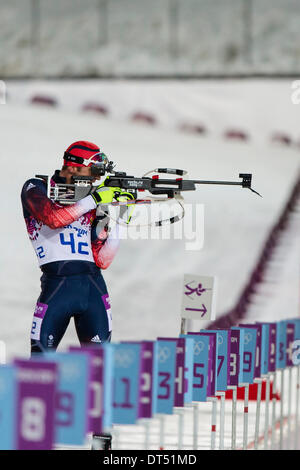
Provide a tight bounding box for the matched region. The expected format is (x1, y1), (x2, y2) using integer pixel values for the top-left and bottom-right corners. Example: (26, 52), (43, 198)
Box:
(175, 408), (184, 450)
(159, 414), (165, 450)
(271, 371), (277, 449)
(228, 385), (237, 450)
(279, 369), (285, 450)
(207, 397), (217, 450)
(243, 383), (249, 450)
(113, 426), (119, 450)
(254, 378), (262, 450)
(295, 366), (300, 450)
(216, 391), (226, 450)
(287, 367), (293, 449)
(264, 374), (271, 449)
(142, 419), (151, 450)
(232, 387), (237, 450)
(192, 402), (198, 450)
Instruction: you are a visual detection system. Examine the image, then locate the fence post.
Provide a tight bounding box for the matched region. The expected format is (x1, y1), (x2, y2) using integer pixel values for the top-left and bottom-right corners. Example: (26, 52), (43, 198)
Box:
(271, 371), (277, 449)
(216, 391), (225, 450)
(174, 407), (184, 449)
(139, 418), (151, 450)
(287, 366), (293, 449)
(227, 385), (237, 449)
(159, 414), (165, 450)
(192, 402), (199, 450)
(254, 378), (262, 450)
(242, 383), (249, 450)
(295, 365), (300, 449)
(279, 369), (285, 449)
(263, 374), (271, 449)
(207, 397), (217, 450)
(112, 426), (120, 450)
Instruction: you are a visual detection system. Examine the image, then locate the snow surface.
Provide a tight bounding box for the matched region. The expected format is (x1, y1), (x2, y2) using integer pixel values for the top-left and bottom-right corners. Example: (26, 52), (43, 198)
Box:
(0, 79), (299, 361)
(7, 78), (300, 142)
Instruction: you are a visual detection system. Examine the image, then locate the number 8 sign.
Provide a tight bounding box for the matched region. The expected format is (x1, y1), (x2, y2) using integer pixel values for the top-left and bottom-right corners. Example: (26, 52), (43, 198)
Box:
(14, 359), (57, 450)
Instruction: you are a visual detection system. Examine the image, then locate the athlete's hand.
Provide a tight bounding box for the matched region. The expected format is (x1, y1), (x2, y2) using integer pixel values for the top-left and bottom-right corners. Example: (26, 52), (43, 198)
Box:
(114, 190), (135, 203)
(115, 191), (136, 224)
(92, 181), (121, 205)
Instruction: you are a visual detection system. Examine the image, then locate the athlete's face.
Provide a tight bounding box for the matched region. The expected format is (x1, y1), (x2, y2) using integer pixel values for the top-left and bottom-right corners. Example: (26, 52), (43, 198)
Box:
(61, 165), (99, 183)
(76, 166), (92, 177)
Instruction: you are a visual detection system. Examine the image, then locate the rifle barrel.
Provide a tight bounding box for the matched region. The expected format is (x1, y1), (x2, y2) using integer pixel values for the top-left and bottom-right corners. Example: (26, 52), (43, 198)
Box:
(192, 180), (242, 186)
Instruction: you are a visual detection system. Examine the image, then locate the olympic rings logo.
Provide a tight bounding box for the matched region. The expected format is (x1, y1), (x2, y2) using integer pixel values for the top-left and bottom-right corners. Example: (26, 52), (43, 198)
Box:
(244, 332), (253, 345)
(61, 363), (81, 380)
(114, 350), (135, 368)
(194, 340), (205, 356)
(157, 346), (171, 363)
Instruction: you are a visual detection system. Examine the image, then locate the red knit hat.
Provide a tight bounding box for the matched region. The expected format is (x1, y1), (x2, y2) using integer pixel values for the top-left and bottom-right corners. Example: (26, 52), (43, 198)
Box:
(63, 141), (101, 167)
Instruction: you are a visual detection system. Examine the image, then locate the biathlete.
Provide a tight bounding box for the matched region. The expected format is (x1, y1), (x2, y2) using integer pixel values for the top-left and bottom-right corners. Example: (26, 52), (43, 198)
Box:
(21, 140), (133, 450)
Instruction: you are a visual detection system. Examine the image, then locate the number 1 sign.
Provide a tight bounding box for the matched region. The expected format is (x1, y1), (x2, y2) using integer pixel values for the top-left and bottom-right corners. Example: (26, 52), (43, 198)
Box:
(112, 343), (141, 425)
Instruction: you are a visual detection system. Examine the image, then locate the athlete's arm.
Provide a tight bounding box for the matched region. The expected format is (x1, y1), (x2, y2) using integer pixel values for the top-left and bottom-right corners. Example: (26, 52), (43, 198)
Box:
(21, 178), (96, 229)
(91, 218), (127, 270)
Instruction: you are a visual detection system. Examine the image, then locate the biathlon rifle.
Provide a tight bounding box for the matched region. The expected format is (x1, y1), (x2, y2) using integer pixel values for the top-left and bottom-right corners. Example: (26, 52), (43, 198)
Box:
(101, 166), (262, 200)
(42, 158), (262, 207)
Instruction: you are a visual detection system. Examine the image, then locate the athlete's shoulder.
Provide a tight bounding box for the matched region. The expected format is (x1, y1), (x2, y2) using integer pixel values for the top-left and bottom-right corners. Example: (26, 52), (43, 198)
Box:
(22, 176), (47, 194)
